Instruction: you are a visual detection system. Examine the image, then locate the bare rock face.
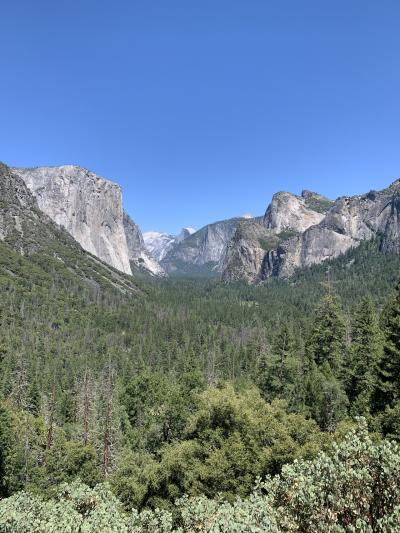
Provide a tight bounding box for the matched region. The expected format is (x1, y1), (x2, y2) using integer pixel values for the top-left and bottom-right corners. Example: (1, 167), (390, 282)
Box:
(264, 191), (325, 232)
(221, 220), (273, 283)
(123, 213), (166, 277)
(0, 162), (71, 254)
(222, 180), (400, 283)
(13, 165), (132, 274)
(161, 217), (252, 276)
(12, 165), (165, 277)
(176, 227), (197, 243)
(274, 226), (356, 278)
(222, 191), (330, 282)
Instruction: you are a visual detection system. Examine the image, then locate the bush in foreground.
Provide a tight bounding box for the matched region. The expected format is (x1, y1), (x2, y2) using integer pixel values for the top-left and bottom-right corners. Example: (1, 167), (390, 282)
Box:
(0, 421), (399, 532)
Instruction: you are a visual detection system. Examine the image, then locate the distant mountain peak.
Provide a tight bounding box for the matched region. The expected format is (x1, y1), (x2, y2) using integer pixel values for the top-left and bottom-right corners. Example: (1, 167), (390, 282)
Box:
(143, 231), (175, 261)
(176, 227), (197, 242)
(143, 227), (196, 261)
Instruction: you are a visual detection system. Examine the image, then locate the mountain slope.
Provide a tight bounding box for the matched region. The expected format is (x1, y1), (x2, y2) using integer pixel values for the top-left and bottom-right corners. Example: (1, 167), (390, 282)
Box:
(161, 217), (256, 276)
(143, 227), (197, 263)
(222, 191), (332, 282)
(0, 162), (141, 295)
(123, 213), (166, 277)
(12, 165), (164, 278)
(222, 183), (400, 283)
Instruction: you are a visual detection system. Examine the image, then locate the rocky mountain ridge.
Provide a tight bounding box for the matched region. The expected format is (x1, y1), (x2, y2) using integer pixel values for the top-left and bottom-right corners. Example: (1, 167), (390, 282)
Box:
(160, 216), (258, 276)
(12, 165), (163, 277)
(123, 213), (166, 277)
(0, 162), (140, 294)
(7, 161), (400, 283)
(222, 182), (400, 283)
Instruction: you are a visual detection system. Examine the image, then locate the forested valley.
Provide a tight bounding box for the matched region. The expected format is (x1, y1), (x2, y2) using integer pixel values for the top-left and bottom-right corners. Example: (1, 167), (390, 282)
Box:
(1, 236), (400, 531)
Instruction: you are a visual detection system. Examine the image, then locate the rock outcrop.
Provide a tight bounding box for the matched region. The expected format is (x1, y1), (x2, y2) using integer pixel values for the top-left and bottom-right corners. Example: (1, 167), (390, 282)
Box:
(222, 191), (331, 282)
(221, 220), (273, 283)
(12, 165), (163, 277)
(0, 162), (141, 294)
(13, 165), (132, 274)
(263, 191), (326, 232)
(222, 182), (400, 282)
(123, 213), (166, 277)
(175, 227), (197, 243)
(0, 162), (73, 254)
(161, 217), (254, 276)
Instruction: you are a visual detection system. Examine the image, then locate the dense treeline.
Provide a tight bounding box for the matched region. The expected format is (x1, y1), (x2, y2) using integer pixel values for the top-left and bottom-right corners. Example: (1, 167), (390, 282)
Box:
(0, 237), (400, 529)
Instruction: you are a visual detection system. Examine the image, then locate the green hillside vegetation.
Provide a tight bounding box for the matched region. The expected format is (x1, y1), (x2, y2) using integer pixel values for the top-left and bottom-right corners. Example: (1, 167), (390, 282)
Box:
(303, 196), (334, 213)
(258, 229), (299, 252)
(164, 259), (220, 278)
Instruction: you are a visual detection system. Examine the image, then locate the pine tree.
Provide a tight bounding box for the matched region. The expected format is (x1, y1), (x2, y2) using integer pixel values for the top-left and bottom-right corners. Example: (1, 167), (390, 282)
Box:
(76, 368), (97, 447)
(273, 323), (296, 391)
(347, 296), (383, 416)
(27, 378), (41, 416)
(306, 292), (348, 430)
(307, 293), (346, 375)
(0, 402), (13, 497)
(11, 354), (29, 411)
(256, 352), (270, 398)
(376, 282), (400, 409)
(98, 362), (121, 478)
(260, 323), (301, 403)
(46, 383), (57, 451)
(305, 367), (348, 432)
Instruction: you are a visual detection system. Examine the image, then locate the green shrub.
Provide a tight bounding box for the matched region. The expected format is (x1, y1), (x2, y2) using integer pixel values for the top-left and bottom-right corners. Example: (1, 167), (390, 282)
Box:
(1, 421), (399, 532)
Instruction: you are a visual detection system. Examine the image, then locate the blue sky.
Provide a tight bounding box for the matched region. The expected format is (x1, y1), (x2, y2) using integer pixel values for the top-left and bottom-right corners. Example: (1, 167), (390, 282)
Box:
(2, 1), (400, 234)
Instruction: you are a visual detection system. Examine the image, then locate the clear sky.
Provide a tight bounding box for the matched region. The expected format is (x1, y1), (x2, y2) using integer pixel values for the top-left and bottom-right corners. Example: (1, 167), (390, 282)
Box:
(2, 1), (400, 234)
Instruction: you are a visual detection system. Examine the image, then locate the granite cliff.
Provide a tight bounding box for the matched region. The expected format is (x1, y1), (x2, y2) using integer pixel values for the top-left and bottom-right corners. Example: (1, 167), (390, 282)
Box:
(222, 182), (400, 283)
(12, 165), (163, 277)
(161, 217), (255, 276)
(0, 162), (140, 294)
(123, 213), (166, 276)
(0, 162), (70, 254)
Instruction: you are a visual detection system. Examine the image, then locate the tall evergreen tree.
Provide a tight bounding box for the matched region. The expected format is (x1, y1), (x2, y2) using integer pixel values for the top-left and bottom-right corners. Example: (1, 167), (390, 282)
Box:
(0, 402), (13, 497)
(347, 296), (383, 416)
(306, 293), (348, 430)
(307, 293), (346, 375)
(305, 367), (348, 432)
(376, 282), (400, 409)
(258, 323), (303, 407)
(27, 379), (41, 417)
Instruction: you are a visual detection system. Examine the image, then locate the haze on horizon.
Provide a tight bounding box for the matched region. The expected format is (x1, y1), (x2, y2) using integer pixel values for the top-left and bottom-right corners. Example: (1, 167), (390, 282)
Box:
(1, 0), (400, 234)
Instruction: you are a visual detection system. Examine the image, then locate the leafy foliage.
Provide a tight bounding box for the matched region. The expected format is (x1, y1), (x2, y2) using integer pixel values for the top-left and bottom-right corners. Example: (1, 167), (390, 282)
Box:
(1, 423), (399, 531)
